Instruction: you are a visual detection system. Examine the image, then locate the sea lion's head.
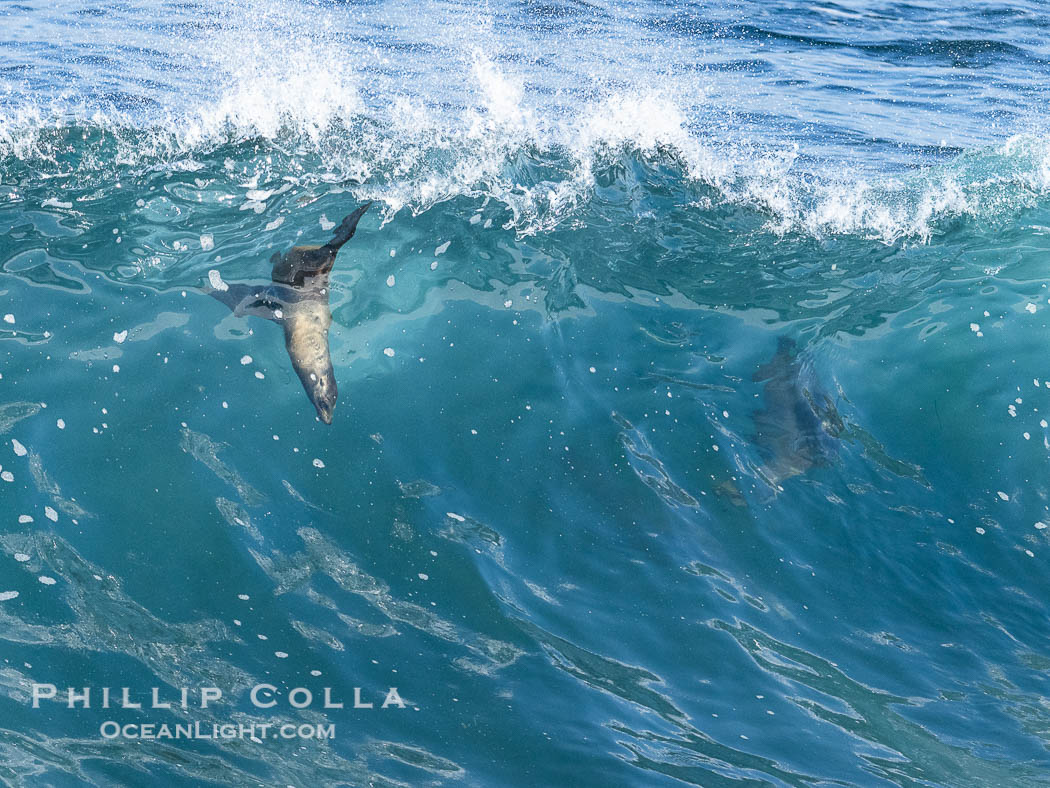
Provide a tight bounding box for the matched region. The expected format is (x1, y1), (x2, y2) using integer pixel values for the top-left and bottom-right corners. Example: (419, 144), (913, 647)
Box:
(292, 356), (338, 424)
(307, 365), (338, 424)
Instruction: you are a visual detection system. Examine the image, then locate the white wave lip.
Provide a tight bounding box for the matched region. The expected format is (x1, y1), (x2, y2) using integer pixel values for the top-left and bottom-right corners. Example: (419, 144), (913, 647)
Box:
(3, 15), (1050, 245)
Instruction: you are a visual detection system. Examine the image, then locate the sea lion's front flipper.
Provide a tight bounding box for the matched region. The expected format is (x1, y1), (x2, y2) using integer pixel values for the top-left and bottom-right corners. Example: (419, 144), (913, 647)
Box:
(271, 202), (371, 285)
(206, 282), (284, 321)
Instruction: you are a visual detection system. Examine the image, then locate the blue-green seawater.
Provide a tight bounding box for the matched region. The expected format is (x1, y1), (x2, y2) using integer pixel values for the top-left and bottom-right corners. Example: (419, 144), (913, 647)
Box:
(2, 0), (1050, 785)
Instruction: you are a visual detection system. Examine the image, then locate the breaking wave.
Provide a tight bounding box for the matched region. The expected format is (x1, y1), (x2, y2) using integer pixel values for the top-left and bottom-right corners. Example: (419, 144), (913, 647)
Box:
(3, 1), (1050, 244)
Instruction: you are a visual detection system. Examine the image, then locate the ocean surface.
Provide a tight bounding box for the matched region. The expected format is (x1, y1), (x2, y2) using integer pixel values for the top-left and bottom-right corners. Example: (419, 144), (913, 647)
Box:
(1, 0), (1050, 785)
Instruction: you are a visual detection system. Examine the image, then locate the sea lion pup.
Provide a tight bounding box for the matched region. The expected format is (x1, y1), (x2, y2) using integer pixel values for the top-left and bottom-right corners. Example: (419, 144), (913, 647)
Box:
(206, 202), (371, 424)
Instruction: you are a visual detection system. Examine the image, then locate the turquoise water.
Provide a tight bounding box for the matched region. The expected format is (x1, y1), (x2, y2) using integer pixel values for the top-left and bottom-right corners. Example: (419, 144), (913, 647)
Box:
(2, 0), (1050, 785)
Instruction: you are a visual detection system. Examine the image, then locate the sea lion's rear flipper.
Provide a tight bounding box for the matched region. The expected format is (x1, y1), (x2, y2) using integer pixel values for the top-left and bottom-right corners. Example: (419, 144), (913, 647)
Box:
(324, 201), (372, 254)
(207, 282), (284, 321)
(271, 202), (372, 286)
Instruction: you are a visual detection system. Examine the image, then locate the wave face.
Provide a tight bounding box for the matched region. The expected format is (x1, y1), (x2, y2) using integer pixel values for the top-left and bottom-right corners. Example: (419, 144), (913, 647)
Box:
(3, 1), (1050, 786)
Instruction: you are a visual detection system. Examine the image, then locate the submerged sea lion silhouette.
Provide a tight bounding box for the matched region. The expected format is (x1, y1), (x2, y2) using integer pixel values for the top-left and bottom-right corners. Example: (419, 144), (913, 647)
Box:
(206, 202), (371, 424)
(751, 336), (844, 484)
(749, 336), (929, 490)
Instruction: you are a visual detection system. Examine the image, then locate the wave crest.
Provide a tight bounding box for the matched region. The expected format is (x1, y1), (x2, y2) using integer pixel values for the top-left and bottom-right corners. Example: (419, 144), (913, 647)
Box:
(3, 52), (1050, 243)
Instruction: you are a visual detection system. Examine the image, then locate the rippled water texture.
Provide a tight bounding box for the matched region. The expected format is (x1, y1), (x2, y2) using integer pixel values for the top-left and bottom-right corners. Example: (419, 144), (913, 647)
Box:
(2, 0), (1050, 785)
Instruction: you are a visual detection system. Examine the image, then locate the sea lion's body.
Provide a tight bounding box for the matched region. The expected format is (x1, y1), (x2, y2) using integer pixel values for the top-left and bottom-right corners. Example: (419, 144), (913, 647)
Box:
(275, 249), (337, 423)
(751, 336), (843, 484)
(750, 336), (927, 489)
(207, 203), (371, 423)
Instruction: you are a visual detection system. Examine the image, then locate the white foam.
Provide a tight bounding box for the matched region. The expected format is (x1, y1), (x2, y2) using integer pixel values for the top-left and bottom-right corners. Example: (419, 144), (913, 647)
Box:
(5, 31), (1050, 246)
(208, 270), (228, 291)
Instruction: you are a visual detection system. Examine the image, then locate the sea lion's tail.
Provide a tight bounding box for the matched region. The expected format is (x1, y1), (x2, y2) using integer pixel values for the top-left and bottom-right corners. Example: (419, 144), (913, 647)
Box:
(323, 202), (372, 254)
